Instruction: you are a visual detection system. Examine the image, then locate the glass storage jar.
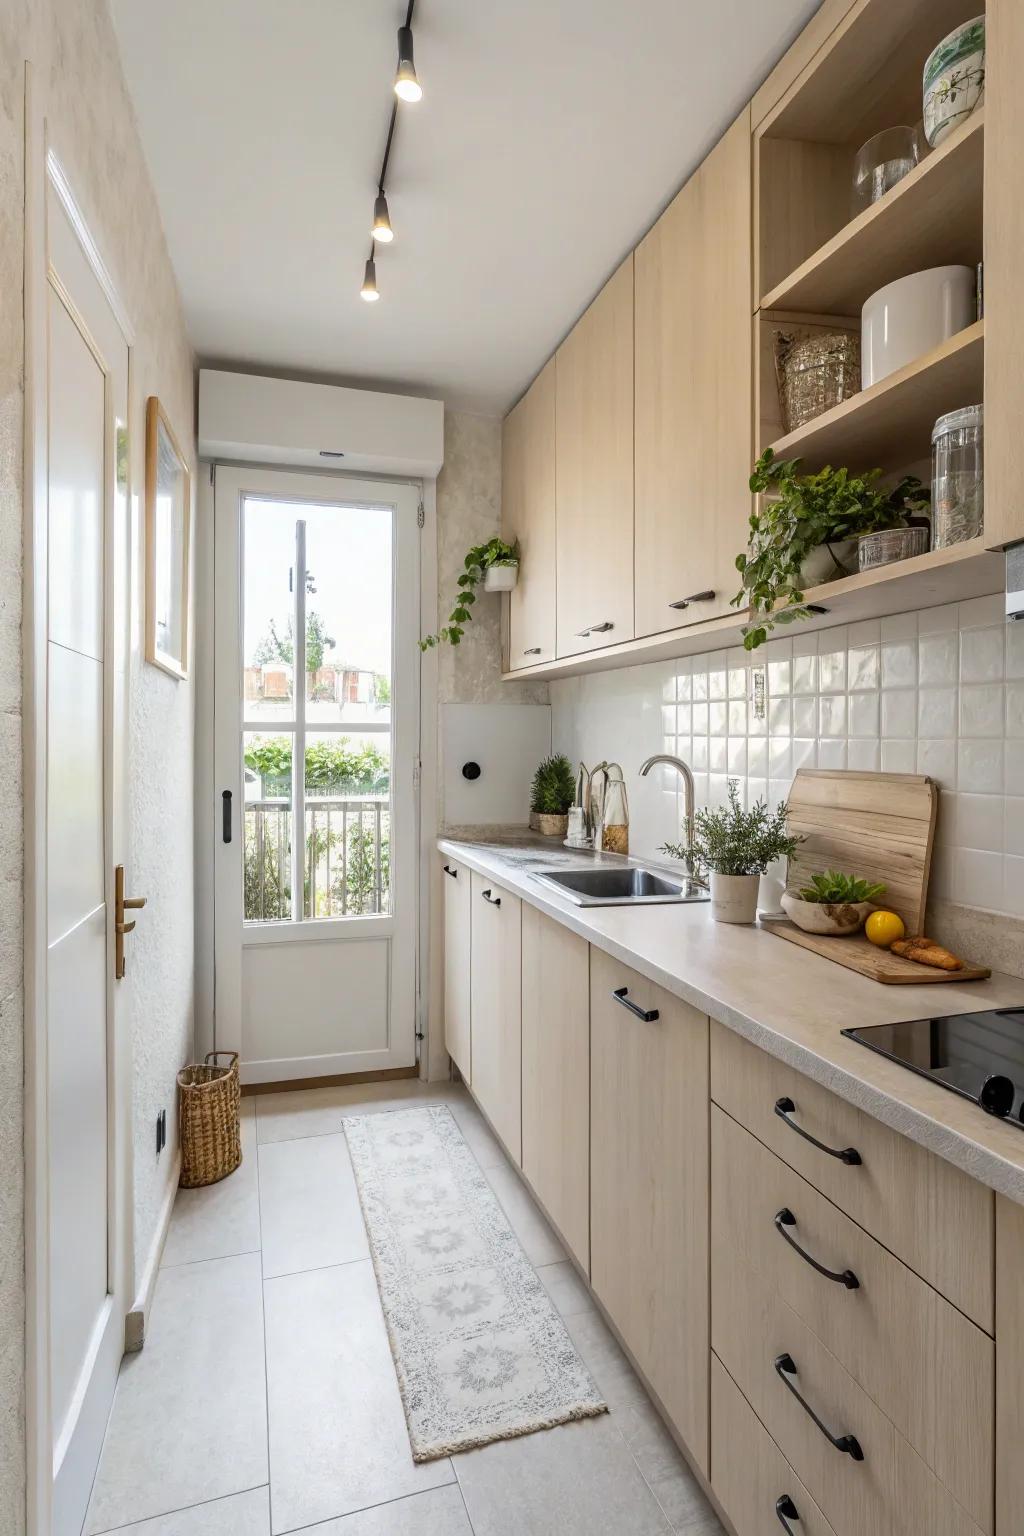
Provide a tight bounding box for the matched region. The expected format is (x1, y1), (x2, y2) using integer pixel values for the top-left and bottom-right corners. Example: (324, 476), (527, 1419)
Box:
(932, 404), (983, 548)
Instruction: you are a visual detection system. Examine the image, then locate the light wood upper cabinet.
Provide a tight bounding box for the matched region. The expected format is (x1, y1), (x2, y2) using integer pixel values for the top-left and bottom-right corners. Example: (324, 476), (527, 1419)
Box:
(441, 859), (471, 1083)
(502, 359), (557, 667)
(634, 108), (753, 637)
(521, 907), (590, 1271)
(469, 875), (522, 1164)
(555, 254), (635, 657)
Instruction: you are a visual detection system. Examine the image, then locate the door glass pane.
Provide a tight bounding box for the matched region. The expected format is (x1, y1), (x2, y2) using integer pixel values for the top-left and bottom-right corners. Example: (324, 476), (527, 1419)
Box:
(243, 731), (292, 921)
(304, 731), (391, 918)
(243, 499), (298, 723)
(303, 504), (392, 726)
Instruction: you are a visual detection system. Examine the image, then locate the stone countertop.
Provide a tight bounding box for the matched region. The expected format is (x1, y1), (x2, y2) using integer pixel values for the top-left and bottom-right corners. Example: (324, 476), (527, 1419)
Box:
(438, 830), (1024, 1204)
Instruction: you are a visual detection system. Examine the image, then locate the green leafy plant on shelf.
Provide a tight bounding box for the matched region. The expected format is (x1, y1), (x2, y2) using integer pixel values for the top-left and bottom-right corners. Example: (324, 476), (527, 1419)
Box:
(732, 449), (929, 650)
(798, 870), (887, 904)
(662, 780), (802, 877)
(530, 754), (576, 816)
(420, 537), (519, 650)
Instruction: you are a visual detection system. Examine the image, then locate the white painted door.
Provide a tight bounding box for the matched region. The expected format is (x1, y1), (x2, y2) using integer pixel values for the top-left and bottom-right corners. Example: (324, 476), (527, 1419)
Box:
(44, 169), (132, 1535)
(213, 467), (420, 1083)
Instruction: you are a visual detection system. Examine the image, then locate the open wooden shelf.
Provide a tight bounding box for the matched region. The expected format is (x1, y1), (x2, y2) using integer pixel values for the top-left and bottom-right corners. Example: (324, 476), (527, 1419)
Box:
(768, 320), (984, 471)
(760, 111), (984, 315)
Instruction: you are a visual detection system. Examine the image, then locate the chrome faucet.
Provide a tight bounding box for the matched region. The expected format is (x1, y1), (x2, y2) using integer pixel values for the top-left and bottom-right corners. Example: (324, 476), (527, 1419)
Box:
(639, 753), (702, 881)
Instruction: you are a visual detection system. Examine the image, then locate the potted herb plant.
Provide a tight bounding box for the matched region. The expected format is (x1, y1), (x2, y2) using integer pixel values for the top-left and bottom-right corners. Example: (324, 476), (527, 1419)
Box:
(420, 537), (519, 650)
(733, 450), (929, 650)
(529, 753), (575, 837)
(663, 780), (802, 924)
(781, 870), (887, 936)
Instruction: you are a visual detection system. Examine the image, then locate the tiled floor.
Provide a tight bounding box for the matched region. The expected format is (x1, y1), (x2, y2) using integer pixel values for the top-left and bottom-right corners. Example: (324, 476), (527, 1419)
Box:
(85, 1078), (723, 1536)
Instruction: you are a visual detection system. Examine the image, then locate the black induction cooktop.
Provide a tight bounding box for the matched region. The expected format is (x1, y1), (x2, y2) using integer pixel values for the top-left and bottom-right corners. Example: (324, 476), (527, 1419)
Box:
(842, 1008), (1024, 1128)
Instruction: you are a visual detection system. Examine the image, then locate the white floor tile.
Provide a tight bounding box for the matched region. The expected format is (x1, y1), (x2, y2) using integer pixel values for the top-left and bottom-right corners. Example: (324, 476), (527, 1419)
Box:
(162, 1103), (260, 1268)
(104, 1487), (270, 1534)
(85, 1254), (267, 1533)
(454, 1414), (669, 1536)
(258, 1133), (369, 1278)
(264, 1261), (454, 1534)
(253, 1077), (466, 1144)
(482, 1163), (566, 1266)
(447, 1099), (507, 1169)
(564, 1310), (649, 1412)
(289, 1485), (473, 1535)
(536, 1260), (596, 1319)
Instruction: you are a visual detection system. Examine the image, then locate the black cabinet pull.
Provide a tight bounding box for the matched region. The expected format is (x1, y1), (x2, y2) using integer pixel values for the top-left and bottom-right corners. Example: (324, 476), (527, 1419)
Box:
(774, 1354), (863, 1461)
(443, 864), (458, 879)
(776, 1495), (800, 1532)
(775, 1097), (862, 1165)
(612, 986), (659, 1023)
(576, 620), (614, 637)
(668, 589), (716, 610)
(481, 888), (501, 906)
(775, 1208), (859, 1289)
(222, 789), (232, 844)
(523, 647), (542, 656)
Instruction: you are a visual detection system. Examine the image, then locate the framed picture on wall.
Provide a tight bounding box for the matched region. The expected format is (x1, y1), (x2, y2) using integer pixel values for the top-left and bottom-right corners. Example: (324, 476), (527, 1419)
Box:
(145, 395), (191, 679)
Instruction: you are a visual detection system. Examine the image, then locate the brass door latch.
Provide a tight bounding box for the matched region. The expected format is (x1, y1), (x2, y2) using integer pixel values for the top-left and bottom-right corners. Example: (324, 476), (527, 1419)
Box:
(115, 864), (147, 979)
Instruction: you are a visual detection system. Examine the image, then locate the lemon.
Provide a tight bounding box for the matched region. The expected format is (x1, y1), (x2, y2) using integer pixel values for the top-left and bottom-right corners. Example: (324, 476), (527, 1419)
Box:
(865, 910), (906, 948)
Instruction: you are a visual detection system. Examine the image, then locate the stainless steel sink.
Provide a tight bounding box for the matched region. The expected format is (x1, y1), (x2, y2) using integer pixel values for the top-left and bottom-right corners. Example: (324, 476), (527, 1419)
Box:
(530, 865), (709, 906)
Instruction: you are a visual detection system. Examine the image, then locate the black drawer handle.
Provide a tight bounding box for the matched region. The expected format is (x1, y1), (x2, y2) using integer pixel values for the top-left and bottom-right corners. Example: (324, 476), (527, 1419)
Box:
(523, 647), (542, 655)
(668, 589), (716, 610)
(774, 1354), (863, 1462)
(443, 864), (458, 879)
(775, 1208), (859, 1290)
(775, 1097), (861, 1165)
(481, 888), (501, 906)
(612, 986), (659, 1023)
(222, 789), (232, 844)
(776, 1495), (800, 1532)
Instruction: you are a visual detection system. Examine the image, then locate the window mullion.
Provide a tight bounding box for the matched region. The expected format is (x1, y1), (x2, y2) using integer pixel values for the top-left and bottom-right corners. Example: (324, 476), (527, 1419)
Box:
(293, 519), (307, 923)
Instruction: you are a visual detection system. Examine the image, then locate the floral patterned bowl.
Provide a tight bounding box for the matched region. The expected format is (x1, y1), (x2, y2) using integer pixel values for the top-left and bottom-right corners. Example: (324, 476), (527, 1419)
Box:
(923, 16), (985, 148)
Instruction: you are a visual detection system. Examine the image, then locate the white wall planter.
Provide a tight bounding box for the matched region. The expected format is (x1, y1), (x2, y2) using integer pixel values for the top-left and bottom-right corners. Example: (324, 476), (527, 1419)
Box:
(710, 872), (760, 924)
(484, 561), (519, 592)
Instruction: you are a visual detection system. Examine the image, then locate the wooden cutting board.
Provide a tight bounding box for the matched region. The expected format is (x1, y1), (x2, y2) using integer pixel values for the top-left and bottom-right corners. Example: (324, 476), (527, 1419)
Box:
(784, 768), (938, 935)
(764, 921), (991, 984)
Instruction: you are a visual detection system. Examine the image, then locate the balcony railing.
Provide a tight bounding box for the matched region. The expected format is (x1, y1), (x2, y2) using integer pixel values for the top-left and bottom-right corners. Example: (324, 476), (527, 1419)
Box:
(244, 797), (390, 922)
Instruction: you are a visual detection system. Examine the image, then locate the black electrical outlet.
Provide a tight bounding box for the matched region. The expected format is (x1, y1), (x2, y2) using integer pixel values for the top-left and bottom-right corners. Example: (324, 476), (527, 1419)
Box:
(156, 1107), (167, 1155)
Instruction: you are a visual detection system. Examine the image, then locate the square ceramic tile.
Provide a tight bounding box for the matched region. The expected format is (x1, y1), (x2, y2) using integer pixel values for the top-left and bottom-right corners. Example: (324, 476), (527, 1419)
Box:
(728, 657), (748, 699)
(848, 645), (880, 691)
(162, 1102), (260, 1268)
(709, 737), (727, 772)
(849, 691), (880, 738)
(956, 794), (1004, 853)
(690, 735), (709, 770)
(1004, 857), (1024, 917)
(918, 688), (957, 738)
(769, 738), (792, 779)
(848, 739), (881, 771)
(960, 684), (1005, 738)
(959, 594), (1004, 629)
(691, 702), (708, 737)
(1006, 801), (1024, 858)
(959, 740), (1004, 795)
(747, 737), (768, 778)
(768, 698), (791, 736)
(258, 1133), (369, 1279)
(676, 668), (693, 701)
(1007, 745), (1024, 796)
(691, 668), (709, 702)
(818, 695), (847, 737)
(848, 620), (881, 647)
(767, 658), (791, 696)
(791, 739), (816, 772)
(960, 625), (1005, 684)
(792, 697), (816, 737)
(1007, 684), (1024, 739)
(792, 654), (817, 695)
(918, 604), (958, 634)
(660, 705), (676, 737)
(728, 738), (748, 776)
(769, 778), (792, 808)
(817, 739), (847, 769)
(107, 1489), (271, 1536)
(918, 739), (957, 790)
(708, 774), (732, 808)
(728, 699), (747, 735)
(881, 613), (918, 641)
(1007, 623), (1024, 681)
(536, 1261), (597, 1320)
(303, 1487), (474, 1536)
(709, 701), (727, 736)
(956, 849), (1004, 910)
(708, 663), (727, 700)
(677, 703), (691, 736)
(918, 632), (958, 687)
(881, 640), (917, 689)
(483, 1163), (565, 1265)
(881, 740), (916, 774)
(818, 646), (847, 693)
(881, 690), (916, 739)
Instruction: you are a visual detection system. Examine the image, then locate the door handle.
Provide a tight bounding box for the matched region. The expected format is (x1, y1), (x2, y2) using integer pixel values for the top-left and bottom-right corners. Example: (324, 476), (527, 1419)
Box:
(775, 1209), (859, 1290)
(523, 647), (542, 655)
(775, 1096), (861, 1165)
(222, 789), (233, 843)
(668, 589), (716, 610)
(612, 986), (659, 1023)
(776, 1495), (801, 1532)
(114, 864), (147, 980)
(773, 1354), (864, 1461)
(481, 889), (501, 906)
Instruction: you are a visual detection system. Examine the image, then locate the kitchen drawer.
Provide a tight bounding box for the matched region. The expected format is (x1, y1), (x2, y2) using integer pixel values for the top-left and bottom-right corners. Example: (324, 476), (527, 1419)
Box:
(711, 1353), (838, 1536)
(712, 1107), (993, 1530)
(712, 1241), (987, 1536)
(711, 1023), (993, 1331)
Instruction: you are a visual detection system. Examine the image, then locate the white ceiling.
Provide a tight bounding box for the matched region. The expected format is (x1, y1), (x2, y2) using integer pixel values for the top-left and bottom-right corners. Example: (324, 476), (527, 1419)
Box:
(111, 0), (822, 415)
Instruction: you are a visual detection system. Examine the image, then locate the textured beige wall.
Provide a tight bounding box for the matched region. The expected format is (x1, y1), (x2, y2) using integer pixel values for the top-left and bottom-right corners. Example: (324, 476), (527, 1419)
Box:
(0, 3), (195, 1526)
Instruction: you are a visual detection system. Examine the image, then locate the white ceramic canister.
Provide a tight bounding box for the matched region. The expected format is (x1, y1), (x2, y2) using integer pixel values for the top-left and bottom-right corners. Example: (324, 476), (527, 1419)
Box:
(483, 560), (519, 592)
(861, 266), (975, 388)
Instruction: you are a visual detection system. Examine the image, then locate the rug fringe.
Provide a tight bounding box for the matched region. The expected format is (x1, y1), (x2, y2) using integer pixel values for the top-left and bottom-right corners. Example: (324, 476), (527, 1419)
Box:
(411, 1400), (610, 1462)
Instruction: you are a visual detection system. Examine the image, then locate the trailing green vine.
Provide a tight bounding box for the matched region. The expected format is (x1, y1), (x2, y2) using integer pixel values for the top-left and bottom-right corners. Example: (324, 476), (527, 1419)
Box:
(421, 537), (519, 650)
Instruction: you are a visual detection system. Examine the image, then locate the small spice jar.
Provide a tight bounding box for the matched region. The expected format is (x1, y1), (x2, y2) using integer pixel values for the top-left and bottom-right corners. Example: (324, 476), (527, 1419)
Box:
(932, 404), (983, 548)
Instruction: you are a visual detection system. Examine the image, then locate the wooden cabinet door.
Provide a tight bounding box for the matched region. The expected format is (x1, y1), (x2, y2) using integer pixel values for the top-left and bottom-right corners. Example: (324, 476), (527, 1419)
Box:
(590, 947), (710, 1471)
(634, 108), (752, 637)
(503, 359), (556, 668)
(469, 874), (522, 1163)
(521, 908), (590, 1270)
(555, 255), (634, 657)
(442, 858), (471, 1082)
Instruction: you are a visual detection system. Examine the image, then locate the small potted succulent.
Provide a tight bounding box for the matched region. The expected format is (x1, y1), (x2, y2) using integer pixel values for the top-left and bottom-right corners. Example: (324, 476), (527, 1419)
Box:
(420, 537), (519, 650)
(781, 870), (887, 936)
(663, 780), (802, 924)
(529, 753), (575, 837)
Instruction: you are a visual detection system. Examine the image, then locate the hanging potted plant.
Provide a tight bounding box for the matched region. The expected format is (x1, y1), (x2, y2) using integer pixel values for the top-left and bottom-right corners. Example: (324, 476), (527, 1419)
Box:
(420, 537), (520, 649)
(529, 754), (576, 836)
(663, 780), (802, 924)
(732, 450), (929, 650)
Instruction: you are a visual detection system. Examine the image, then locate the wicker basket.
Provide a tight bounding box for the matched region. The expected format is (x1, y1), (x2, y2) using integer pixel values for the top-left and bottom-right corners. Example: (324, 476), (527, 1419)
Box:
(177, 1051), (242, 1188)
(774, 328), (861, 433)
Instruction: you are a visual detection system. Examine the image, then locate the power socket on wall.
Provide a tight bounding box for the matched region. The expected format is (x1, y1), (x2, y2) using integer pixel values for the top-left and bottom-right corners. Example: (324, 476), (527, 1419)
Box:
(155, 1108), (167, 1156)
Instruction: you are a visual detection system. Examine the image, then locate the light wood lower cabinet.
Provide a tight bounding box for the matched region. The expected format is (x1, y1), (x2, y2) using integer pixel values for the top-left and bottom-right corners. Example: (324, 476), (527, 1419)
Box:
(521, 907), (590, 1270)
(441, 859), (471, 1082)
(469, 874), (522, 1163)
(589, 948), (710, 1473)
(996, 1195), (1024, 1535)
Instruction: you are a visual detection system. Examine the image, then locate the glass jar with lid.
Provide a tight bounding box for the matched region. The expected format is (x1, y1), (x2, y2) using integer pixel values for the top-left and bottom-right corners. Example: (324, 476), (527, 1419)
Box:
(931, 404), (983, 548)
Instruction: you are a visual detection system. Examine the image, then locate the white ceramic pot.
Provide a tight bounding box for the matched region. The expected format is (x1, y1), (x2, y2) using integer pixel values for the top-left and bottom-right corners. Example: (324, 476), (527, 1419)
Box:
(800, 540), (857, 587)
(710, 872), (760, 925)
(484, 561), (519, 592)
(923, 15), (985, 148)
(861, 266), (975, 388)
(781, 890), (872, 936)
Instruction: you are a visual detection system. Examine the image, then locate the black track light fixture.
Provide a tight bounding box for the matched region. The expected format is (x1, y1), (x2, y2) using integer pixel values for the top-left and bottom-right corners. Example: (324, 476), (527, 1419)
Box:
(359, 1), (424, 302)
(371, 191), (394, 243)
(394, 22), (422, 103)
(360, 254), (380, 302)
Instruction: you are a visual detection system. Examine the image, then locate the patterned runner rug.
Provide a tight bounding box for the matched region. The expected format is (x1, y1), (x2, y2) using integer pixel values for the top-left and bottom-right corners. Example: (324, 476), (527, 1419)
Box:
(343, 1104), (607, 1460)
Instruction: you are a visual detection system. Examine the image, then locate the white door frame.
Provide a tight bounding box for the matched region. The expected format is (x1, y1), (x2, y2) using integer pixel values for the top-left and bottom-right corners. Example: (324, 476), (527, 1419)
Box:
(24, 74), (135, 1536)
(212, 464), (421, 1083)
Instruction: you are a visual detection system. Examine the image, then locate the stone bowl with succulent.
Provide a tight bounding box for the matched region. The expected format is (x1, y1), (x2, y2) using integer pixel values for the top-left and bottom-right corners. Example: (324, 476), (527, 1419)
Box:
(781, 870), (888, 936)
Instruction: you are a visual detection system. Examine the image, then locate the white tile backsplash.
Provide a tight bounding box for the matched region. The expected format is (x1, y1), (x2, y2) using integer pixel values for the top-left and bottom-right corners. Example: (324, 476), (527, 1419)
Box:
(550, 603), (1024, 919)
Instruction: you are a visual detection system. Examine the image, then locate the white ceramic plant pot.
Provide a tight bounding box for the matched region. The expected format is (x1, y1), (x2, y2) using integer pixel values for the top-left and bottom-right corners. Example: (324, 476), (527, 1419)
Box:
(923, 15), (985, 148)
(781, 891), (872, 936)
(800, 540), (857, 588)
(861, 266), (975, 388)
(710, 872), (760, 925)
(484, 561), (519, 592)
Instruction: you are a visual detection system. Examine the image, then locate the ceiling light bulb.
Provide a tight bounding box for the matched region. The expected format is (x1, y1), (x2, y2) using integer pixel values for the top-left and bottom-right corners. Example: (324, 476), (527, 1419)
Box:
(394, 25), (422, 102)
(360, 257), (380, 302)
(371, 192), (394, 243)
